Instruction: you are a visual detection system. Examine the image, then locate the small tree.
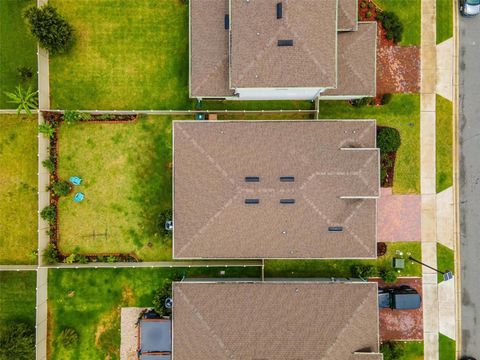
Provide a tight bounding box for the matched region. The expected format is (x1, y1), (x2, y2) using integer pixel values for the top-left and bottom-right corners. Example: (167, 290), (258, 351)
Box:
(40, 204), (56, 224)
(59, 328), (79, 348)
(152, 282), (172, 317)
(376, 11), (404, 44)
(0, 322), (35, 359)
(377, 127), (401, 154)
(4, 85), (38, 115)
(379, 267), (398, 284)
(50, 180), (71, 196)
(39, 123), (55, 139)
(24, 4), (74, 55)
(43, 243), (59, 264)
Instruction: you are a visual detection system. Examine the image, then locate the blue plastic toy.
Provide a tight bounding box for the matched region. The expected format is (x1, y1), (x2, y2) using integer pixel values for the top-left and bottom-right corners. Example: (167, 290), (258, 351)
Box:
(73, 192), (85, 202)
(69, 176), (82, 185)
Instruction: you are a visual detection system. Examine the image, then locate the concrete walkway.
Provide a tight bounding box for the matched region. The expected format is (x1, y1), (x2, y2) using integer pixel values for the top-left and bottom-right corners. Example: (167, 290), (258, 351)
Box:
(420, 0), (439, 358)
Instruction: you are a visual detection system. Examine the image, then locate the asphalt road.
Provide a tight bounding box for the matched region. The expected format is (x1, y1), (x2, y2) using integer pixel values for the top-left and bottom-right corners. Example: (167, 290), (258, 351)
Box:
(459, 11), (480, 358)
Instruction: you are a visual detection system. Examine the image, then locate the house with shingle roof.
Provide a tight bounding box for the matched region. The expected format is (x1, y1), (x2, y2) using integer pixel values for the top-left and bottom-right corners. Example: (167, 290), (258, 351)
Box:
(190, 0), (376, 100)
(173, 120), (380, 259)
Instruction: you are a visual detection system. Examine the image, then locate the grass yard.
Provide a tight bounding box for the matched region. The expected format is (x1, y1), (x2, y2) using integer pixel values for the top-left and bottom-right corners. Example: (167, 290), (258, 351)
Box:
(375, 0), (421, 46)
(436, 95), (453, 193)
(264, 242), (422, 278)
(48, 267), (261, 360)
(0, 271), (37, 332)
(57, 116), (174, 260)
(318, 94), (421, 194)
(0, 0), (38, 109)
(381, 341), (424, 360)
(49, 0), (189, 110)
(439, 333), (456, 360)
(437, 0), (454, 44)
(0, 115), (38, 264)
(437, 243), (455, 283)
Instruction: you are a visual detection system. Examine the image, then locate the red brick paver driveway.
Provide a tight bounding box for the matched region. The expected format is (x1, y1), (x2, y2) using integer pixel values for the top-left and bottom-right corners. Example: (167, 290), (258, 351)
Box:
(372, 277), (423, 341)
(378, 188), (421, 242)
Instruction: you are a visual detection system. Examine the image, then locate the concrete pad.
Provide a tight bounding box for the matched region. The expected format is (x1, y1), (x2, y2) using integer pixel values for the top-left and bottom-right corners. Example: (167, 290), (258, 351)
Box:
(438, 277), (456, 340)
(437, 187), (454, 249)
(421, 93), (436, 112)
(120, 307), (144, 360)
(378, 188), (421, 242)
(436, 38), (454, 101)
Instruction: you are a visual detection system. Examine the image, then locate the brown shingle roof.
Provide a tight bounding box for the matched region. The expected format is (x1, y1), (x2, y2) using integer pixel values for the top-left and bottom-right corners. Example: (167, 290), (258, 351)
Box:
(172, 282), (382, 360)
(190, 0), (233, 97)
(338, 0), (358, 31)
(230, 0), (337, 88)
(322, 22), (377, 97)
(173, 120), (379, 259)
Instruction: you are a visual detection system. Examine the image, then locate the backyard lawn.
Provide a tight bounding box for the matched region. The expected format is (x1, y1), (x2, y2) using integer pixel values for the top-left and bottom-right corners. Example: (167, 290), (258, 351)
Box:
(264, 242), (422, 278)
(436, 0), (454, 44)
(57, 116), (173, 260)
(0, 0), (38, 109)
(436, 95), (453, 193)
(48, 267), (261, 360)
(49, 0), (189, 110)
(0, 115), (38, 264)
(318, 94), (421, 194)
(375, 0), (421, 46)
(437, 243), (455, 283)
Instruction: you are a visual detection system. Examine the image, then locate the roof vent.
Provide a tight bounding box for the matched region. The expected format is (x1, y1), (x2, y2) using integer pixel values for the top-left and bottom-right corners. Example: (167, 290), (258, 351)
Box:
(280, 199), (295, 204)
(245, 199), (260, 204)
(276, 2), (283, 19)
(328, 226), (343, 232)
(280, 176), (295, 182)
(245, 176), (260, 182)
(224, 15), (229, 30)
(278, 39), (293, 47)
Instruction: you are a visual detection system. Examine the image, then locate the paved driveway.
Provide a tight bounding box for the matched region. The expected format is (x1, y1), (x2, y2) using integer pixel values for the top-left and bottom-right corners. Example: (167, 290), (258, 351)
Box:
(460, 11), (480, 358)
(372, 278), (423, 341)
(378, 188), (421, 242)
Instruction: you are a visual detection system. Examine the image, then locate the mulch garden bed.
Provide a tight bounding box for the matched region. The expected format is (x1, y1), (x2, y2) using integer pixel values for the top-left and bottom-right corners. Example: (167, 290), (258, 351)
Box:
(358, 0), (420, 97)
(42, 111), (139, 263)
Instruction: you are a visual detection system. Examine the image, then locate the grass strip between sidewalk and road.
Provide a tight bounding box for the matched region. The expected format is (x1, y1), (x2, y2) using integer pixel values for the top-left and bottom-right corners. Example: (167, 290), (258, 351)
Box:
(436, 95), (453, 193)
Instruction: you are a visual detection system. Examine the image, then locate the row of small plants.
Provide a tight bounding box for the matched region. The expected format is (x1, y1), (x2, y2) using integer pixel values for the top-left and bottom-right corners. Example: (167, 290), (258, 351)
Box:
(359, 1), (404, 44)
(39, 111), (138, 265)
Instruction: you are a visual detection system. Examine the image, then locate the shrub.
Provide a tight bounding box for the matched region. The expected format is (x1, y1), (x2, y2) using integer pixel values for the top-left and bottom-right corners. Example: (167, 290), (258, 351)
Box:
(43, 243), (59, 264)
(366, 11), (372, 18)
(4, 85), (38, 115)
(63, 110), (81, 124)
(106, 256), (117, 263)
(40, 204), (56, 224)
(77, 255), (88, 264)
(0, 322), (35, 359)
(381, 93), (393, 105)
(39, 123), (55, 138)
(379, 267), (398, 283)
(59, 328), (79, 348)
(157, 209), (173, 236)
(50, 180), (71, 196)
(42, 158), (55, 172)
(360, 1), (367, 8)
(380, 342), (404, 360)
(377, 127), (401, 154)
(17, 66), (33, 82)
(64, 253), (77, 264)
(368, 1), (374, 9)
(377, 242), (388, 257)
(152, 282), (172, 317)
(376, 11), (403, 44)
(24, 5), (74, 55)
(351, 264), (377, 279)
(351, 97), (372, 107)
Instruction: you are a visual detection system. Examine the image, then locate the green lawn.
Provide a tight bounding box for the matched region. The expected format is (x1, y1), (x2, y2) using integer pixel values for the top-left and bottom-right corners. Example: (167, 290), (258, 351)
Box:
(318, 94), (421, 194)
(264, 242), (422, 278)
(436, 95), (453, 193)
(437, 0), (454, 44)
(0, 271), (36, 332)
(375, 0), (421, 46)
(48, 267), (261, 360)
(0, 115), (38, 264)
(0, 0), (38, 109)
(381, 341), (424, 360)
(49, 0), (190, 110)
(439, 333), (456, 360)
(57, 116), (173, 260)
(437, 243), (455, 283)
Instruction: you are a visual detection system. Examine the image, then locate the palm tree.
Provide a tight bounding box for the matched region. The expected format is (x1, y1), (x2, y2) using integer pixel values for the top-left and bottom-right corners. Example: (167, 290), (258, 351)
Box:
(4, 85), (38, 115)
